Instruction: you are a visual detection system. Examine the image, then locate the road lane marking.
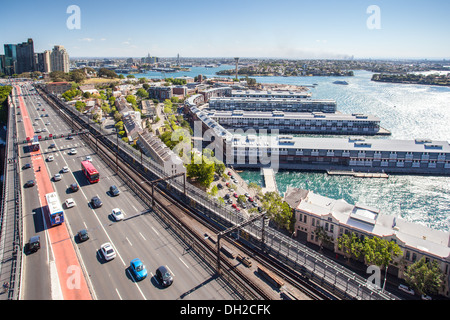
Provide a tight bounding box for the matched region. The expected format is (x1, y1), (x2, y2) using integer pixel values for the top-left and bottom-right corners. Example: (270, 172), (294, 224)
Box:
(151, 227), (159, 236)
(179, 257), (189, 269)
(139, 232), (146, 241)
(115, 288), (122, 300)
(126, 237), (133, 246)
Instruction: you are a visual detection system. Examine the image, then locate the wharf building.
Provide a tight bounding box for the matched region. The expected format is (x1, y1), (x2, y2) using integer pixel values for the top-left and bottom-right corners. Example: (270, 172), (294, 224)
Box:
(208, 96), (337, 113)
(227, 135), (450, 175)
(231, 89), (312, 99)
(284, 187), (450, 298)
(207, 109), (390, 136)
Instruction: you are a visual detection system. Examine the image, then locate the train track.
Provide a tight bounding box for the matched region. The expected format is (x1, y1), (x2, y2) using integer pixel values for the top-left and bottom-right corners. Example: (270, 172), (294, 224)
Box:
(37, 86), (335, 300)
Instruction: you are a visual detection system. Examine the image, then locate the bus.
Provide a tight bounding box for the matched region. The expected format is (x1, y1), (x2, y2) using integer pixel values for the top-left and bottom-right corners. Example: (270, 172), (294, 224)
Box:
(45, 192), (64, 226)
(31, 135), (40, 152)
(81, 160), (99, 183)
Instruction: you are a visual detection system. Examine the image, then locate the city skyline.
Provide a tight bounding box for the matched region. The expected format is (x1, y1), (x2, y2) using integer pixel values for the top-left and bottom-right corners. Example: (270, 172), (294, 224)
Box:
(1, 0), (450, 60)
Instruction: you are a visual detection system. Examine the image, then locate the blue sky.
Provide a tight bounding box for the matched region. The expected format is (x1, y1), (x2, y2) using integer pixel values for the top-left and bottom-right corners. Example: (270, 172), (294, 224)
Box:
(1, 0), (449, 59)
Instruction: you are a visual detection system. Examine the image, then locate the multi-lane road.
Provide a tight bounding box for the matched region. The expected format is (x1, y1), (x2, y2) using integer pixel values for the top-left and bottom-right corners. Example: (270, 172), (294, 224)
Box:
(15, 82), (239, 300)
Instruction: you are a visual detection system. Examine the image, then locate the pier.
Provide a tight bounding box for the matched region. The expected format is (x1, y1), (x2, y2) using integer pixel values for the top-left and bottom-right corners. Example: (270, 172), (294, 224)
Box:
(327, 170), (389, 179)
(261, 168), (279, 193)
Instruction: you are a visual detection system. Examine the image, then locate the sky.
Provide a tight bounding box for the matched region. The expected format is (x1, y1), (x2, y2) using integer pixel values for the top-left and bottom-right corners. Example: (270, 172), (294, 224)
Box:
(1, 0), (449, 60)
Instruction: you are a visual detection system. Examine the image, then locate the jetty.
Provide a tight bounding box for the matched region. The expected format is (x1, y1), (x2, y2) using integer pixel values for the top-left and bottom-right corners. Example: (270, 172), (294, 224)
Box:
(327, 170), (389, 179)
(261, 168), (279, 193)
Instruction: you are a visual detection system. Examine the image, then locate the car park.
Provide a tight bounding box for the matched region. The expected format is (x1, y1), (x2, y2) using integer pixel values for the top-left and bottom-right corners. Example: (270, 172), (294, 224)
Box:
(155, 265), (173, 287)
(111, 208), (124, 221)
(100, 243), (116, 261)
(90, 196), (103, 208)
(77, 229), (89, 242)
(65, 198), (76, 208)
(130, 258), (147, 281)
(109, 185), (120, 196)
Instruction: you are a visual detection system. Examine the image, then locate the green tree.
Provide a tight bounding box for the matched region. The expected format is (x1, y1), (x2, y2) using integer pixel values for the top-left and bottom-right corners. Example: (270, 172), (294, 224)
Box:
(338, 233), (364, 262)
(136, 88), (149, 99)
(261, 191), (294, 232)
(404, 257), (443, 296)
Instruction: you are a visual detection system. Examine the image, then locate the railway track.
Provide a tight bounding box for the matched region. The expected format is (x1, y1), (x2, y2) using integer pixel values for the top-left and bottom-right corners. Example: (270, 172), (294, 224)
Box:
(37, 86), (335, 300)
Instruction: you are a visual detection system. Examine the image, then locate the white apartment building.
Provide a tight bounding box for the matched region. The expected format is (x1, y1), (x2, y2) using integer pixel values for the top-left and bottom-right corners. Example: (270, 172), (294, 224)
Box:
(50, 45), (70, 73)
(284, 187), (450, 297)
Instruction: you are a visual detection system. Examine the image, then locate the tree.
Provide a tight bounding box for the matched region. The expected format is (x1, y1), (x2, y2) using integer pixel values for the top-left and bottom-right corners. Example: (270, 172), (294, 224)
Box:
(404, 257), (443, 296)
(261, 191), (294, 232)
(186, 152), (215, 188)
(136, 88), (149, 99)
(338, 233), (364, 262)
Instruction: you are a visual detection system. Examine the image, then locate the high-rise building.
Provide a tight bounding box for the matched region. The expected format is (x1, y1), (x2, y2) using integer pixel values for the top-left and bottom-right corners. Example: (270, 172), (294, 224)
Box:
(0, 55), (5, 74)
(50, 45), (70, 73)
(16, 38), (35, 74)
(4, 44), (17, 76)
(36, 50), (51, 73)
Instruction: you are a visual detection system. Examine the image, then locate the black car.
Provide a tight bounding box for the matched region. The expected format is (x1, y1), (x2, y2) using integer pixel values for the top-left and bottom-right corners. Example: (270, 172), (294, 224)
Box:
(23, 163), (32, 169)
(90, 196), (103, 208)
(109, 185), (120, 196)
(26, 235), (40, 253)
(69, 183), (79, 192)
(24, 180), (35, 188)
(156, 265), (173, 287)
(77, 229), (89, 242)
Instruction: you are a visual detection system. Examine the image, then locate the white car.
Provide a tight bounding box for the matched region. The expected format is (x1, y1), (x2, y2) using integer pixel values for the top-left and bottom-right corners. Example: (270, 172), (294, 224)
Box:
(100, 243), (116, 261)
(65, 198), (76, 208)
(85, 155), (92, 162)
(54, 173), (62, 181)
(47, 155), (54, 162)
(398, 284), (414, 295)
(62, 166), (69, 173)
(70, 148), (77, 155)
(111, 208), (124, 221)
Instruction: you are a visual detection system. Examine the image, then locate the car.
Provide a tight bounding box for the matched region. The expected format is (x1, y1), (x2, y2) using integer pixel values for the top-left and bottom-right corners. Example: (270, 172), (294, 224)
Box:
(26, 235), (41, 253)
(398, 284), (414, 295)
(85, 155), (92, 162)
(69, 182), (79, 192)
(24, 180), (35, 188)
(244, 193), (250, 198)
(47, 155), (54, 162)
(232, 204), (237, 209)
(155, 265), (173, 287)
(100, 243), (116, 261)
(130, 258), (147, 281)
(49, 143), (56, 149)
(62, 166), (69, 173)
(258, 206), (263, 212)
(223, 194), (230, 200)
(54, 173), (62, 181)
(23, 163), (32, 170)
(111, 208), (124, 221)
(109, 185), (120, 196)
(227, 199), (233, 204)
(69, 148), (77, 155)
(90, 196), (103, 208)
(248, 197), (254, 202)
(77, 229), (89, 242)
(65, 198), (76, 208)
(217, 184), (223, 189)
(233, 193), (238, 198)
(227, 171), (232, 176)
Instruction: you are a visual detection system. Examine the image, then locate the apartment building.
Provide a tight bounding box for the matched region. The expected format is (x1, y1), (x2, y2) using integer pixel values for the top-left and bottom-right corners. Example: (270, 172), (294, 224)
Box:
(284, 187), (450, 297)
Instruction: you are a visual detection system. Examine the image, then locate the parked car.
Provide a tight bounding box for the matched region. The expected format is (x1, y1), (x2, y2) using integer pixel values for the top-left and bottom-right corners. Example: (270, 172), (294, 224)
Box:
(100, 243), (116, 261)
(398, 284), (415, 295)
(155, 265), (173, 287)
(130, 258), (147, 281)
(77, 229), (89, 242)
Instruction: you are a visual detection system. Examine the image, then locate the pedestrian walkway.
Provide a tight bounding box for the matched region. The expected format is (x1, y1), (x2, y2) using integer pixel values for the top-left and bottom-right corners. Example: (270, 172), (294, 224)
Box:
(261, 168), (278, 193)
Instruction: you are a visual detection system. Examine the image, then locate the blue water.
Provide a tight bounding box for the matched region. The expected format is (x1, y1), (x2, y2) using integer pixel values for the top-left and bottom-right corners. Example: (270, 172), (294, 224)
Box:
(133, 66), (450, 232)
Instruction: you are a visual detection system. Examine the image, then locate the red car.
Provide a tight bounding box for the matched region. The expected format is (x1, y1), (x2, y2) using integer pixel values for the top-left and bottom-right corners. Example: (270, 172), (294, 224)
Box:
(248, 197), (254, 202)
(232, 204), (237, 209)
(233, 193), (238, 198)
(228, 171), (232, 176)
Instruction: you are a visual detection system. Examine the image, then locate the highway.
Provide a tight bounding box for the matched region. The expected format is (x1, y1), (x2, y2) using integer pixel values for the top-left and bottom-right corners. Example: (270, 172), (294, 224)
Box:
(15, 82), (239, 300)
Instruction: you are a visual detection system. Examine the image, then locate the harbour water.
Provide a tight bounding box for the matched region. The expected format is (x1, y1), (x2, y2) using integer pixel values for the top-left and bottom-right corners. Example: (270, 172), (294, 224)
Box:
(132, 67), (450, 232)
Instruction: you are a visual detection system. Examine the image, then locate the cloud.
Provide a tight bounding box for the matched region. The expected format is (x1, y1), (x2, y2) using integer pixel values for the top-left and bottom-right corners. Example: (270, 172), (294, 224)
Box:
(79, 38), (95, 42)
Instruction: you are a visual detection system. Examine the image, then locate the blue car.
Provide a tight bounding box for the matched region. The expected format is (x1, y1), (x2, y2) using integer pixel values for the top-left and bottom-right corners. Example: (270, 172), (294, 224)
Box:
(130, 258), (147, 281)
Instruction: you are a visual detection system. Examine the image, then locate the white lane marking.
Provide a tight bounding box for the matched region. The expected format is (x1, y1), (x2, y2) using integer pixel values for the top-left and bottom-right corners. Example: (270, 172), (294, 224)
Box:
(126, 237), (133, 246)
(179, 257), (189, 269)
(151, 227), (159, 236)
(139, 232), (146, 241)
(115, 288), (122, 300)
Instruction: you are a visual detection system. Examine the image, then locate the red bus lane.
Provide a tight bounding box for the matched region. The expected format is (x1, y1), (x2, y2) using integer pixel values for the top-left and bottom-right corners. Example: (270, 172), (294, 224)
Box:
(17, 86), (92, 300)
